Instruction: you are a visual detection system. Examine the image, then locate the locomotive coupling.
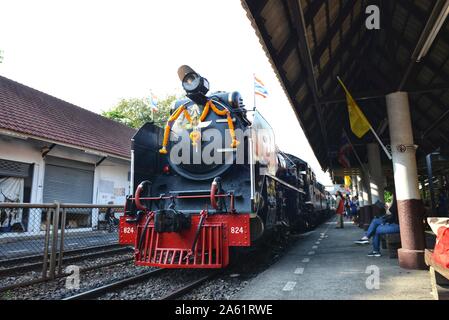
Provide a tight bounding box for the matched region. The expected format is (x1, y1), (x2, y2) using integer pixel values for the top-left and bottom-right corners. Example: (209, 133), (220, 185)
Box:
(154, 209), (191, 233)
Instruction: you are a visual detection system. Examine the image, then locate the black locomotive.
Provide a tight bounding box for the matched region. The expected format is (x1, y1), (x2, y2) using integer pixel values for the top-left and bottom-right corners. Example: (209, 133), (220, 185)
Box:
(119, 66), (332, 268)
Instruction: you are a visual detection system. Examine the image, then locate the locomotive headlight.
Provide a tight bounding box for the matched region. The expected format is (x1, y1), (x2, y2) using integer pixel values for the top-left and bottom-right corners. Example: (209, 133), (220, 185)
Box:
(178, 65), (209, 104)
(182, 72), (201, 92)
(182, 72), (209, 95)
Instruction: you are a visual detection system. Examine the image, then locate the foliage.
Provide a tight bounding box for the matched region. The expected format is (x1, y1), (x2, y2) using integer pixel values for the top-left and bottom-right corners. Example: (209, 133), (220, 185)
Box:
(0, 50), (3, 64)
(102, 94), (181, 129)
(384, 190), (393, 204)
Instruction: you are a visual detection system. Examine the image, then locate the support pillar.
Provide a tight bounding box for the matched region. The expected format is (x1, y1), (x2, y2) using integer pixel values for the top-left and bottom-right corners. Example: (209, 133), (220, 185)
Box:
(426, 153), (436, 215)
(361, 167), (372, 229)
(419, 176), (426, 203)
(357, 175), (364, 206)
(386, 91), (426, 270)
(362, 166), (372, 205)
(28, 209), (42, 234)
(350, 175), (355, 196)
(367, 143), (385, 204)
(355, 174), (363, 226)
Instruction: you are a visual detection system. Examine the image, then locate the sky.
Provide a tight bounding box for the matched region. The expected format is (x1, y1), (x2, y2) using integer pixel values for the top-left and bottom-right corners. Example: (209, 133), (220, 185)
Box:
(0, 0), (332, 185)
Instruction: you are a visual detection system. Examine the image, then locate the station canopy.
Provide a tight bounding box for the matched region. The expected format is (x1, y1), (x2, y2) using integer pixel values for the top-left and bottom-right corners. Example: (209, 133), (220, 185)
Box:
(242, 0), (449, 180)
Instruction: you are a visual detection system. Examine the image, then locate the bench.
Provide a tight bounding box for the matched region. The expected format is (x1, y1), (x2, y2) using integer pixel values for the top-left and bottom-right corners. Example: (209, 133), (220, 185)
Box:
(425, 249), (449, 300)
(380, 233), (401, 258)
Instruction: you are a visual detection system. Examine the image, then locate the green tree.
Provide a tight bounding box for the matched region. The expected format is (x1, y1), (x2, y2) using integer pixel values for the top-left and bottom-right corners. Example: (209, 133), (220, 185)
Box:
(0, 50), (3, 64)
(102, 94), (181, 129)
(384, 190), (393, 204)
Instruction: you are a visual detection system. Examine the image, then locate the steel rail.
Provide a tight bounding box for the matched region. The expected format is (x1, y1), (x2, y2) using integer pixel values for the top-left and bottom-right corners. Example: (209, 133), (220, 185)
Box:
(0, 203), (124, 209)
(0, 246), (132, 276)
(62, 269), (166, 300)
(159, 272), (220, 300)
(0, 244), (126, 266)
(0, 257), (133, 293)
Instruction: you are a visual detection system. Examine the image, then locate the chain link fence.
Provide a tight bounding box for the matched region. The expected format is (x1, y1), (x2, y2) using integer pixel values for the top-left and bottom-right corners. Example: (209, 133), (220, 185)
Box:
(0, 203), (126, 289)
(0, 204), (53, 260)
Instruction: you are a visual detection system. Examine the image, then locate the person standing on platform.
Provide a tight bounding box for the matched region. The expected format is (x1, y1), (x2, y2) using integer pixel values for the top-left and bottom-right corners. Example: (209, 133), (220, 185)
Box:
(350, 195), (359, 223)
(335, 191), (345, 229)
(344, 195), (351, 220)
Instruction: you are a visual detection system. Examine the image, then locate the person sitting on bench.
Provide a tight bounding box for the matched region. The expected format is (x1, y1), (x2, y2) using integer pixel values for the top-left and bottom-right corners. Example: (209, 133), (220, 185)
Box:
(354, 195), (400, 257)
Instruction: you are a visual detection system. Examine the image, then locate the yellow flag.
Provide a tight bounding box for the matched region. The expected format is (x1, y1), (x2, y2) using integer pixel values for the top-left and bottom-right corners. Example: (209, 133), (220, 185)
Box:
(344, 176), (352, 188)
(337, 77), (371, 138)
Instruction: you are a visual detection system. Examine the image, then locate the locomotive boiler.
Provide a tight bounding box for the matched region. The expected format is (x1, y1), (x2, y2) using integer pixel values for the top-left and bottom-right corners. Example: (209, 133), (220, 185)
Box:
(119, 66), (331, 268)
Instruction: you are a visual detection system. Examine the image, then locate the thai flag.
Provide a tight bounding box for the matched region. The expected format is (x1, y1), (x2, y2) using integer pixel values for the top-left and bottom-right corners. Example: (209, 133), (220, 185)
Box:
(149, 93), (158, 111)
(338, 133), (352, 168)
(254, 75), (268, 98)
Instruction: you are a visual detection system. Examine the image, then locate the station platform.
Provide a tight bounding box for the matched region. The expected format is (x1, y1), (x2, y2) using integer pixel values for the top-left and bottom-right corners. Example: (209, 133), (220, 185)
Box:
(235, 217), (433, 300)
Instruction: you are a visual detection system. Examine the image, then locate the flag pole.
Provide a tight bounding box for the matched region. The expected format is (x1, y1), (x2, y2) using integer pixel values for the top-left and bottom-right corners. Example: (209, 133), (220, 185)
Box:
(253, 73), (256, 110)
(368, 126), (392, 160)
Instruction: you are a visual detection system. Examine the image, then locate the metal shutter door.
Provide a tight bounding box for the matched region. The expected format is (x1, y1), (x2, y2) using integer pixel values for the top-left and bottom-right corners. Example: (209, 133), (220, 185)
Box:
(0, 159), (30, 178)
(43, 161), (94, 204)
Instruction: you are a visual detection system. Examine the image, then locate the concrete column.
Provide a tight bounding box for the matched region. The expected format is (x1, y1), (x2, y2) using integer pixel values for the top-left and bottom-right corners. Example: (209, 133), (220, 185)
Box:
(367, 143), (385, 204)
(419, 177), (426, 202)
(362, 167), (372, 205)
(355, 174), (364, 228)
(435, 175), (444, 206)
(28, 162), (43, 234)
(357, 175), (364, 207)
(352, 175), (358, 197)
(386, 91), (426, 270)
(360, 167), (372, 229)
(27, 210), (42, 233)
(426, 154), (436, 214)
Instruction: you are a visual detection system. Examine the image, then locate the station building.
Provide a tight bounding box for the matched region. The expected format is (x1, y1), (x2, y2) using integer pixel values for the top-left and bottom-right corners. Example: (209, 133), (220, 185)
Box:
(0, 75), (135, 232)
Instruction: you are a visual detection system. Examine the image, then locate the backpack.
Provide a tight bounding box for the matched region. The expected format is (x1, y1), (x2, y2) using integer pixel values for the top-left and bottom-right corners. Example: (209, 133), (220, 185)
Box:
(433, 226), (449, 268)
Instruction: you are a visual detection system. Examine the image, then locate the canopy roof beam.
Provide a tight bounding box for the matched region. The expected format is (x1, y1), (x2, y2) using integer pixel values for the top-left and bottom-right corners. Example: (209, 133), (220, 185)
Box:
(398, 0), (449, 90)
(285, 0), (328, 162)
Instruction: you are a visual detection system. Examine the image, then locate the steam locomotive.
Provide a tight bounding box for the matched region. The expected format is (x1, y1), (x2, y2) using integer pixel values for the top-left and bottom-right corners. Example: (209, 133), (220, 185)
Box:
(119, 66), (332, 268)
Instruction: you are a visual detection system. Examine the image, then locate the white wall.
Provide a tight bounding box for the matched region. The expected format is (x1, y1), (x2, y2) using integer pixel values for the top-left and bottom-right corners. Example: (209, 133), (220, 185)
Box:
(0, 136), (45, 232)
(0, 136), (44, 203)
(92, 159), (130, 226)
(93, 158), (130, 206)
(0, 135), (130, 232)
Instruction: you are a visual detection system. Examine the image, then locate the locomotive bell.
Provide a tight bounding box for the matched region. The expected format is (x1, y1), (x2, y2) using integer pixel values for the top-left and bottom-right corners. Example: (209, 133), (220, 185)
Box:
(178, 65), (209, 104)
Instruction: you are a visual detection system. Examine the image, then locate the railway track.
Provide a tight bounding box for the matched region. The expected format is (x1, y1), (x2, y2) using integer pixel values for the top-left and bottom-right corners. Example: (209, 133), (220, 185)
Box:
(0, 244), (127, 266)
(63, 269), (166, 300)
(0, 244), (132, 276)
(158, 273), (219, 300)
(63, 269), (219, 300)
(0, 256), (134, 294)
